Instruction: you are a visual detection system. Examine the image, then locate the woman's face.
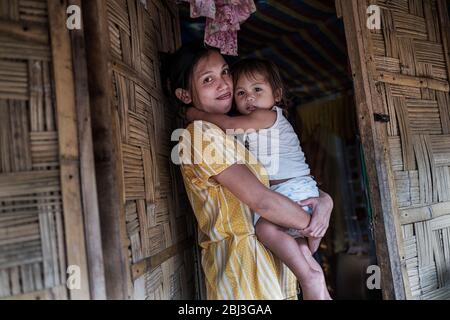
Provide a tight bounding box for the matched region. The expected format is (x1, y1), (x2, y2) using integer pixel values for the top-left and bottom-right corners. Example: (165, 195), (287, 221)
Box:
(190, 51), (233, 114)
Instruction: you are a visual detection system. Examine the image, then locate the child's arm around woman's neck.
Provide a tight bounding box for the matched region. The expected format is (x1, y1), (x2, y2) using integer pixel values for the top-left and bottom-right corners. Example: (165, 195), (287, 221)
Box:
(186, 107), (277, 132)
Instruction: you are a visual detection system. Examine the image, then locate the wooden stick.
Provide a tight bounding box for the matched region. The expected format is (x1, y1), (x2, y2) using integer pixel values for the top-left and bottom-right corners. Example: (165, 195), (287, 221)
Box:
(377, 71), (450, 92)
(47, 0), (90, 300)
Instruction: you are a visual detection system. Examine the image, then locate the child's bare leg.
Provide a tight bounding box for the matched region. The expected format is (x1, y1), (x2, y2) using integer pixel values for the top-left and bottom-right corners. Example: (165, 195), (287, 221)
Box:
(308, 237), (322, 254)
(255, 218), (331, 300)
(296, 238), (332, 300)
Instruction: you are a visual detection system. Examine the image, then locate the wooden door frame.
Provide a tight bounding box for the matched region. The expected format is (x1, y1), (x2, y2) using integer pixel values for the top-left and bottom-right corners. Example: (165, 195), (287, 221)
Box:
(47, 0), (92, 299)
(81, 0), (133, 300)
(337, 0), (408, 300)
(68, 0), (108, 300)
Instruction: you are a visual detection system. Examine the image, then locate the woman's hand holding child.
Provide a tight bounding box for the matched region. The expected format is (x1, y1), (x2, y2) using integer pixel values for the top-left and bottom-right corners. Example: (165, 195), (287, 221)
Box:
(296, 191), (333, 253)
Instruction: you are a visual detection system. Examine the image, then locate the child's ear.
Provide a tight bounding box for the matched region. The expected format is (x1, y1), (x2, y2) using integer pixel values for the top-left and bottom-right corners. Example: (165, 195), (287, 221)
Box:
(274, 88), (283, 103)
(175, 88), (192, 104)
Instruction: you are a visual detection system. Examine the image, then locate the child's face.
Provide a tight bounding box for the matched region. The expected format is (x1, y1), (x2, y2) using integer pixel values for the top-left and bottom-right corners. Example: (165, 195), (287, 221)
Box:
(190, 51), (233, 114)
(234, 73), (279, 115)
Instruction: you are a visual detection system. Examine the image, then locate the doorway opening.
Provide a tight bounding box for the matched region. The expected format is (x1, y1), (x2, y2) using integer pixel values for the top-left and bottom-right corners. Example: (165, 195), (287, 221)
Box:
(179, 0), (382, 299)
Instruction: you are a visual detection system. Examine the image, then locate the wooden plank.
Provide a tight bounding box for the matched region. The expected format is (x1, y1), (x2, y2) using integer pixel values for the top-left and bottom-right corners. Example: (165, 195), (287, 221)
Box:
(68, 0), (107, 300)
(335, 0), (343, 19)
(377, 71), (450, 92)
(399, 201), (450, 224)
(0, 285), (67, 300)
(437, 0), (450, 81)
(340, 0), (407, 300)
(0, 19), (48, 44)
(131, 238), (194, 280)
(81, 0), (131, 300)
(47, 0), (89, 300)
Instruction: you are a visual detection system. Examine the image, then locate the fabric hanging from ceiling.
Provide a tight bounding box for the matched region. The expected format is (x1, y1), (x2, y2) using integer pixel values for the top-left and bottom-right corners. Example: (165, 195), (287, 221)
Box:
(181, 0), (256, 55)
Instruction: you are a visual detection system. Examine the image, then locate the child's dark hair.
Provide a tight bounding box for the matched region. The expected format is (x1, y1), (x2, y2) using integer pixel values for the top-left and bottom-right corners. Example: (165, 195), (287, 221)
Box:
(231, 58), (287, 107)
(161, 41), (219, 109)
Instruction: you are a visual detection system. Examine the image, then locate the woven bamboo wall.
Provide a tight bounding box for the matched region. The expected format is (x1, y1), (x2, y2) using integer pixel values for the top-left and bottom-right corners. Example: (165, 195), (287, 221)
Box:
(368, 0), (450, 299)
(102, 0), (195, 299)
(0, 0), (90, 299)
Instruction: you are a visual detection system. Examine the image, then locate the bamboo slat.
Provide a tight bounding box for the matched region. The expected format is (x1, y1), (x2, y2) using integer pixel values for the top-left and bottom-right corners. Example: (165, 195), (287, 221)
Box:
(414, 40), (447, 80)
(1, 285), (68, 300)
(406, 99), (442, 135)
(123, 143), (146, 200)
(18, 0), (48, 24)
(437, 91), (450, 134)
(0, 35), (50, 60)
(394, 96), (416, 170)
(378, 0), (410, 12)
(0, 60), (28, 100)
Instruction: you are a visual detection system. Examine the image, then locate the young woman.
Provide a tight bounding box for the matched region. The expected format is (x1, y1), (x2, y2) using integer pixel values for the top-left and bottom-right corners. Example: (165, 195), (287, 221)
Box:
(165, 41), (333, 300)
(185, 58), (331, 299)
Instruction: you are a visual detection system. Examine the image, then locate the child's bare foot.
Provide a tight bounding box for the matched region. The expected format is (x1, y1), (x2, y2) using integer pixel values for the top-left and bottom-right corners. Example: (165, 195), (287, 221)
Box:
(308, 237), (322, 254)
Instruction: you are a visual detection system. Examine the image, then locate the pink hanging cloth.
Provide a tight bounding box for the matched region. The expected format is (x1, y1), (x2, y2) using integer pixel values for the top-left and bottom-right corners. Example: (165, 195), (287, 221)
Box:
(181, 0), (256, 56)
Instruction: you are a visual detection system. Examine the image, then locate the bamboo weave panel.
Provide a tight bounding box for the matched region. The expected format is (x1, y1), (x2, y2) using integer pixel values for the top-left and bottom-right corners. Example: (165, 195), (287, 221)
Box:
(106, 0), (194, 299)
(0, 0), (67, 299)
(373, 0), (450, 299)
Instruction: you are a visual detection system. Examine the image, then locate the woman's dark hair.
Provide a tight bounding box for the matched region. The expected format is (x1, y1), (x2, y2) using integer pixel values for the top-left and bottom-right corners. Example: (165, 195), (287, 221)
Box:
(231, 58), (288, 108)
(161, 41), (220, 109)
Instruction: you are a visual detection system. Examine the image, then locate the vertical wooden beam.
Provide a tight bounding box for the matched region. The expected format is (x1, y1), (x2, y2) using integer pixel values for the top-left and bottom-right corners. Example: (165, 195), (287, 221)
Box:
(437, 0), (450, 81)
(340, 0), (407, 300)
(81, 0), (131, 299)
(47, 0), (90, 299)
(68, 0), (107, 300)
(335, 0), (343, 19)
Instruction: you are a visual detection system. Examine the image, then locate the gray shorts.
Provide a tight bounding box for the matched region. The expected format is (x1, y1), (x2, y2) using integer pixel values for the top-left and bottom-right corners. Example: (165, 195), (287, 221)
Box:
(254, 176), (319, 238)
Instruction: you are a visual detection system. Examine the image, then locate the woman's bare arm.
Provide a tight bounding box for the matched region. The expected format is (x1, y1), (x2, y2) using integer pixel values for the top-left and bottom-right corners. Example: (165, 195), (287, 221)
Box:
(186, 107), (276, 132)
(212, 164), (311, 230)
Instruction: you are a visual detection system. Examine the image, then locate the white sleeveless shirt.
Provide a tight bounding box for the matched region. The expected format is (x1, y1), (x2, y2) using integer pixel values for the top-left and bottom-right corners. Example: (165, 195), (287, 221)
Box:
(245, 106), (311, 180)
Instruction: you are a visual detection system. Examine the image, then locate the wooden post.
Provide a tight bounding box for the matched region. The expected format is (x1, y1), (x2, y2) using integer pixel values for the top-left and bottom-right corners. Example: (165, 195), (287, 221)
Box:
(81, 0), (132, 300)
(339, 0), (407, 300)
(437, 0), (450, 81)
(68, 0), (107, 300)
(47, 0), (90, 299)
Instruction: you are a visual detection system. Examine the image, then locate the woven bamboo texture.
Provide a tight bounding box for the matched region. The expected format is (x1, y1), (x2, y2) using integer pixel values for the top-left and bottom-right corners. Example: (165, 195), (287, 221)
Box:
(0, 0), (68, 299)
(105, 0), (195, 299)
(369, 0), (450, 299)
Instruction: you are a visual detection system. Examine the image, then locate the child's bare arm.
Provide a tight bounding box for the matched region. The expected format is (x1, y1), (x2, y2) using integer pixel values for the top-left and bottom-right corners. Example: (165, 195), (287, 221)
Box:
(186, 107), (276, 131)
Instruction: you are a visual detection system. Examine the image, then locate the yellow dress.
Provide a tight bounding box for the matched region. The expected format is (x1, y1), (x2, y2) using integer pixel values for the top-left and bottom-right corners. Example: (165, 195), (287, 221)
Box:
(178, 121), (298, 300)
